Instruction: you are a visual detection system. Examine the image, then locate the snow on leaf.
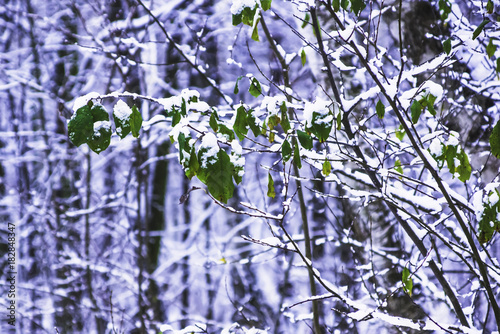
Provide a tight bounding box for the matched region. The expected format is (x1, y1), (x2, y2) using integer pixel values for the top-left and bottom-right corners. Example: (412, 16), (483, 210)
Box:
(72, 92), (100, 112)
(230, 0), (257, 15)
(113, 100), (132, 121)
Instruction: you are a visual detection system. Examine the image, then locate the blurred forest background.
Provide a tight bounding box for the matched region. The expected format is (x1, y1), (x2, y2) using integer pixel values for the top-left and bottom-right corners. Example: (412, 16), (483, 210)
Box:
(1, 0), (500, 333)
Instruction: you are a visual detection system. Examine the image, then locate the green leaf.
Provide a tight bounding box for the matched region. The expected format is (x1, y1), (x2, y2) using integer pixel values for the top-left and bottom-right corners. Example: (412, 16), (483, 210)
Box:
(487, 38), (497, 58)
(68, 104), (112, 153)
(209, 111), (219, 132)
(280, 102), (291, 133)
(402, 267), (413, 297)
(113, 101), (132, 139)
(332, 0), (340, 11)
(130, 105), (142, 138)
(234, 76), (243, 94)
(487, 0), (494, 14)
(497, 58), (500, 73)
(91, 104), (109, 122)
(322, 159), (331, 176)
(308, 111), (333, 142)
(443, 38), (451, 55)
(231, 154), (244, 184)
(68, 105), (93, 147)
(478, 191), (499, 243)
(171, 108), (181, 127)
(267, 173), (276, 198)
(394, 159), (403, 175)
(185, 146), (199, 179)
(234, 105), (249, 141)
(293, 143), (302, 168)
(177, 132), (188, 163)
(261, 0), (272, 11)
(180, 98), (187, 116)
(241, 6), (257, 26)
(269, 131), (275, 143)
(443, 144), (455, 174)
(473, 19), (490, 40)
(410, 100), (422, 124)
(438, 0), (451, 20)
(282, 139), (292, 162)
(426, 94), (437, 116)
(396, 125), (405, 141)
(376, 100), (385, 119)
(267, 115), (280, 129)
(297, 130), (313, 150)
(247, 109), (261, 137)
(218, 124), (236, 141)
(301, 12), (310, 29)
(87, 121), (111, 154)
(251, 18), (260, 42)
(232, 13), (242, 26)
(337, 110), (342, 130)
(456, 150), (471, 182)
(341, 0), (349, 11)
(490, 120), (500, 159)
(261, 120), (267, 136)
(197, 149), (235, 203)
(249, 77), (262, 97)
(351, 0), (366, 15)
(300, 48), (307, 66)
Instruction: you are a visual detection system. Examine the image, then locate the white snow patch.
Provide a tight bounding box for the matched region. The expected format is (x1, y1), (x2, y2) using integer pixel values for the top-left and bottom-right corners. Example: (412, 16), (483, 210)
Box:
(189, 101), (210, 112)
(231, 140), (242, 155)
(429, 138), (443, 156)
(230, 154), (245, 176)
(347, 309), (372, 321)
(303, 99), (331, 126)
(169, 118), (191, 142)
(73, 92), (100, 112)
(199, 132), (219, 167)
(421, 149), (438, 170)
(113, 100), (132, 121)
(421, 80), (444, 100)
(447, 133), (460, 146)
(230, 0), (256, 15)
(261, 95), (286, 115)
(93, 121), (111, 135)
(489, 191), (499, 206)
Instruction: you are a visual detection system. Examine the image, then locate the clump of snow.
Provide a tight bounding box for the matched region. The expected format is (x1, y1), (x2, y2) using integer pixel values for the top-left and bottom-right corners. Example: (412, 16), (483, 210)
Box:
(226, 58), (243, 68)
(446, 132), (460, 146)
(230, 154), (245, 177)
(276, 44), (286, 59)
(489, 191), (499, 206)
(93, 121), (111, 136)
(189, 101), (210, 112)
(169, 118), (191, 142)
(200, 132), (220, 167)
(113, 100), (132, 121)
(157, 89), (201, 111)
(231, 139), (242, 155)
(421, 81), (443, 101)
(421, 149), (438, 170)
(303, 99), (331, 126)
(230, 0), (256, 15)
(260, 95), (287, 115)
(159, 324), (174, 332)
(73, 92), (100, 112)
(429, 138), (443, 156)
